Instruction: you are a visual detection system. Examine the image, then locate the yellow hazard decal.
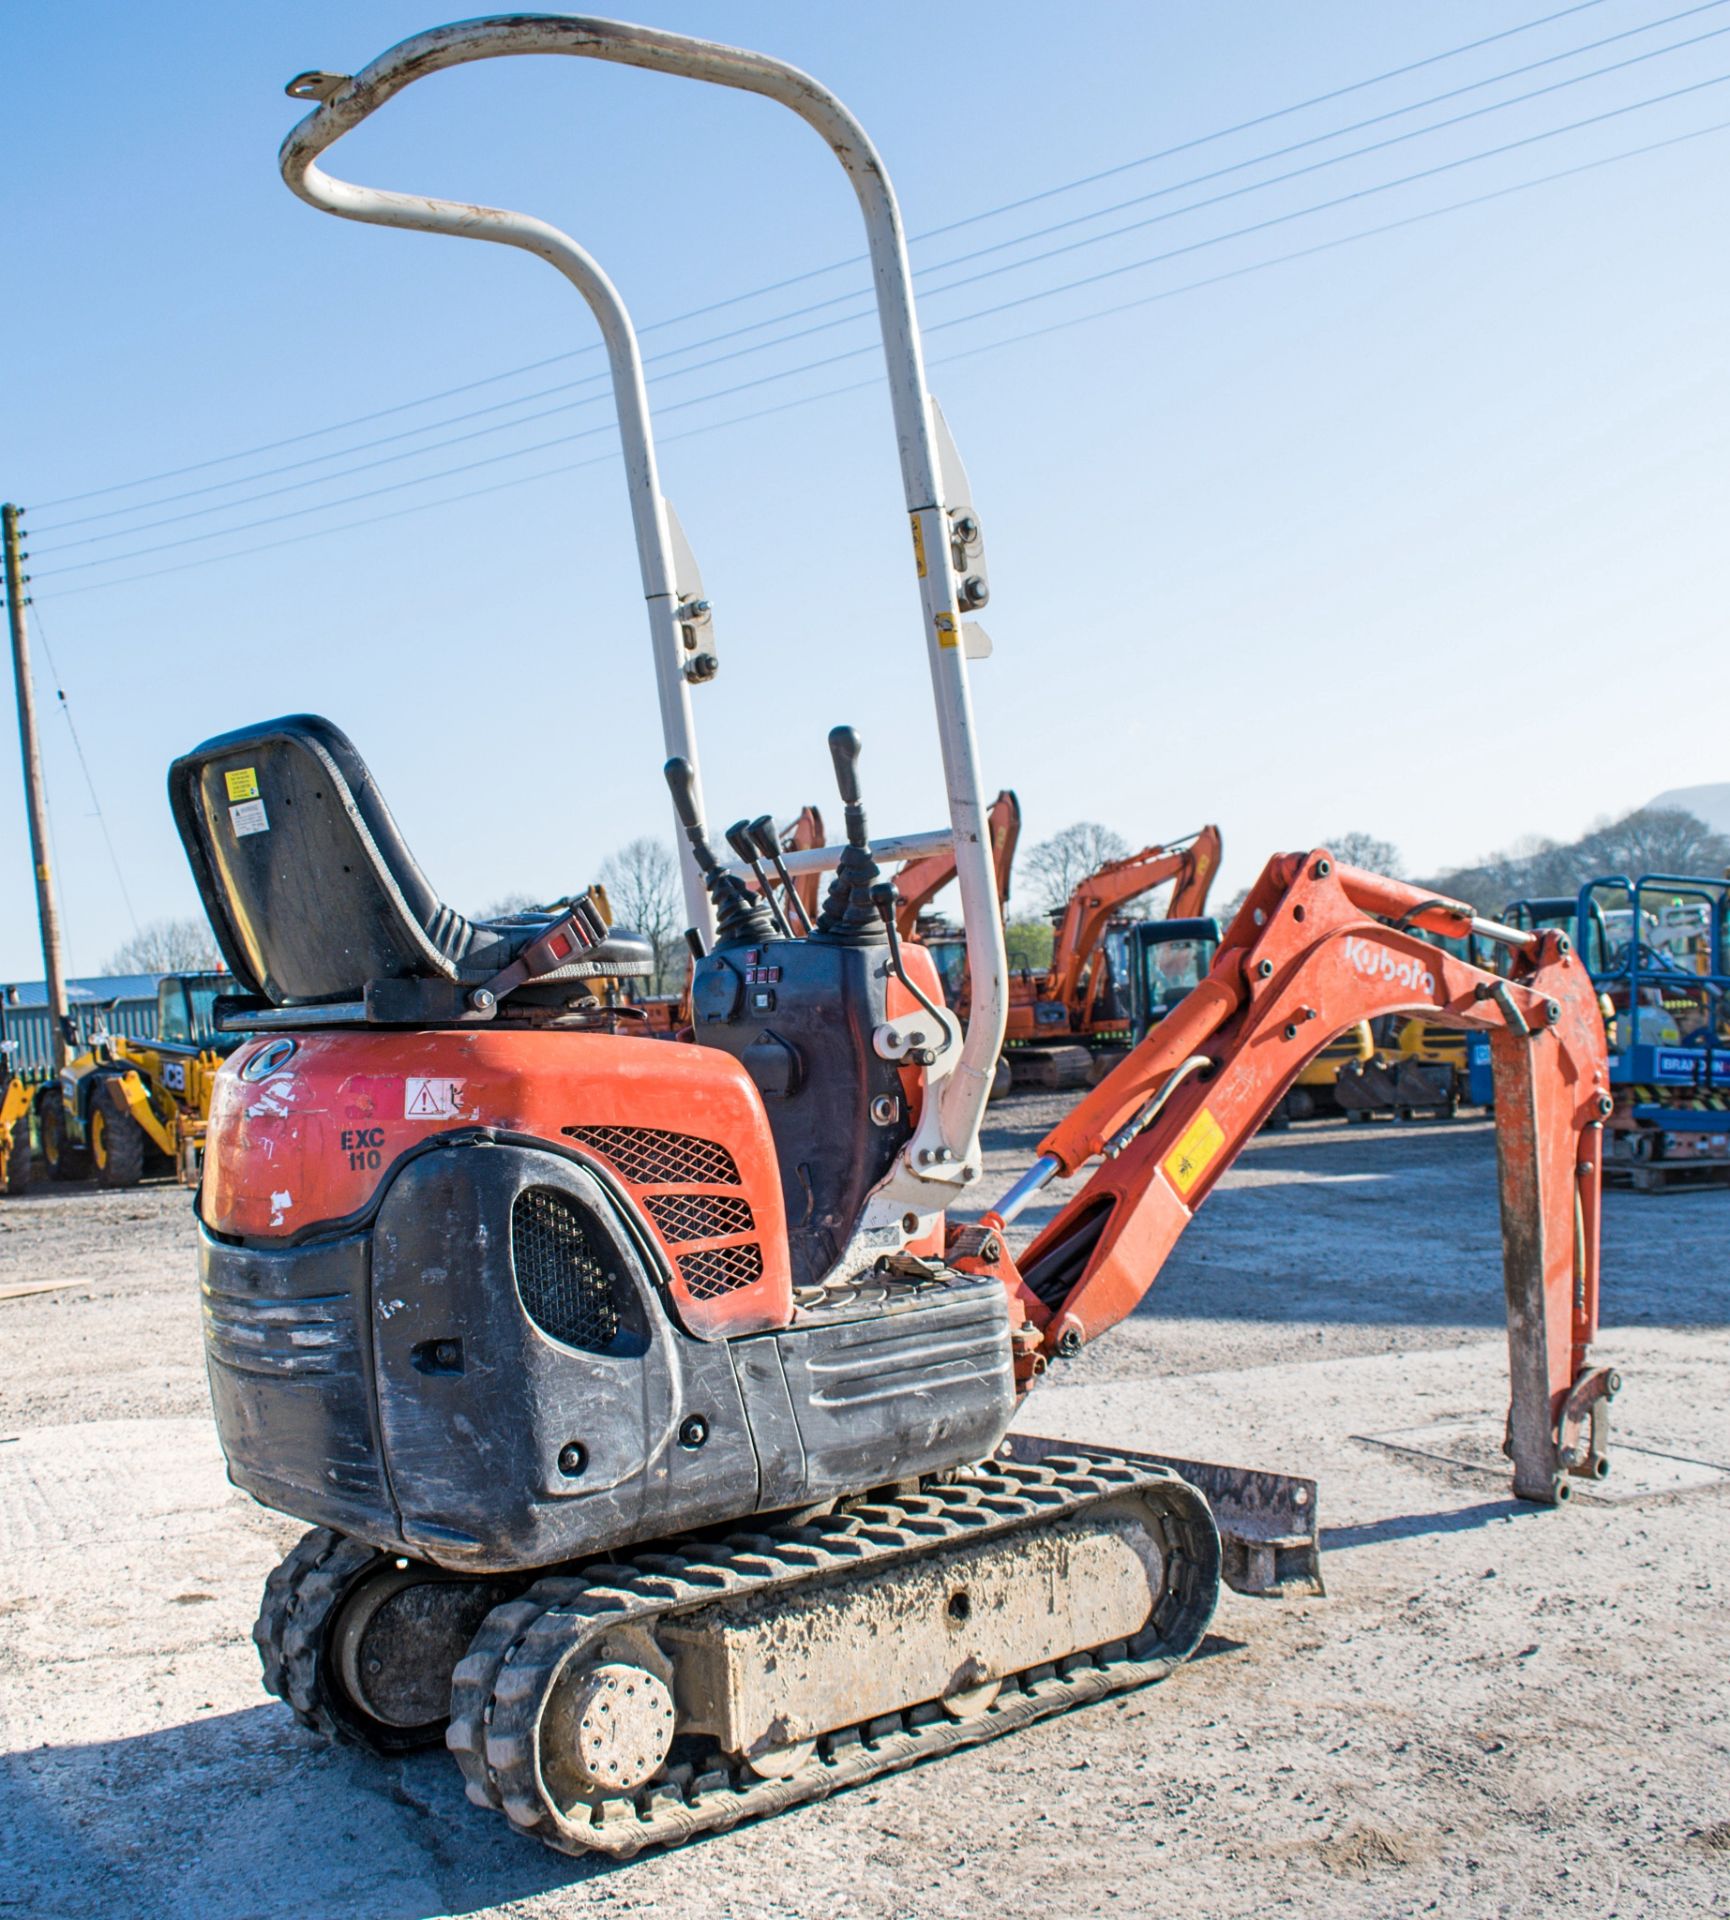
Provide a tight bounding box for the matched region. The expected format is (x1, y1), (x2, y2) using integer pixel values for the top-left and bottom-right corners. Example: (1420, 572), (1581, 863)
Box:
(1163, 1107), (1225, 1197)
(225, 766), (260, 801)
(935, 612), (961, 650)
(909, 513), (928, 578)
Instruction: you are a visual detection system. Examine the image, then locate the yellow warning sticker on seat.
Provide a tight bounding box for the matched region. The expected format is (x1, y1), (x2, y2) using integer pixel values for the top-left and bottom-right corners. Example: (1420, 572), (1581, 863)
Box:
(1163, 1106), (1224, 1197)
(225, 767), (260, 801)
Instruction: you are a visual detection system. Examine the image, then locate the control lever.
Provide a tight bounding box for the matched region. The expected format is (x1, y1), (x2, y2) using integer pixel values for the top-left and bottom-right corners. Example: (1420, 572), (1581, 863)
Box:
(828, 724), (869, 848)
(664, 756), (713, 863)
(814, 725), (884, 941)
(870, 883), (953, 1057)
(750, 815), (812, 935)
(725, 821), (792, 938)
(663, 758), (775, 948)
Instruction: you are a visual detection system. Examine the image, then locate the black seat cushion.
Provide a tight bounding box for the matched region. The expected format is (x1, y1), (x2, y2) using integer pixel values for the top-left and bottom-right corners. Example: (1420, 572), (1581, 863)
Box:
(169, 714), (652, 1006)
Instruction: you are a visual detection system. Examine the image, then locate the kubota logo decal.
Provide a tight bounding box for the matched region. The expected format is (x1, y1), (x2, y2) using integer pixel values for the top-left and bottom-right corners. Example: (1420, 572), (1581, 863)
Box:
(1343, 936), (1435, 997)
(241, 1037), (297, 1081)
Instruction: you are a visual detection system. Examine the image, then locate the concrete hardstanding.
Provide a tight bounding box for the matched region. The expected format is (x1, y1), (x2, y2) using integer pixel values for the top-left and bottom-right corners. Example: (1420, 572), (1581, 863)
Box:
(0, 1110), (1725, 1917)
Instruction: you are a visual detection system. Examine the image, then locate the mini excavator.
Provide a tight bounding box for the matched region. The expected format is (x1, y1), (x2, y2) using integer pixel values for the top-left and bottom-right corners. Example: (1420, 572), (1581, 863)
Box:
(174, 17), (1618, 1860)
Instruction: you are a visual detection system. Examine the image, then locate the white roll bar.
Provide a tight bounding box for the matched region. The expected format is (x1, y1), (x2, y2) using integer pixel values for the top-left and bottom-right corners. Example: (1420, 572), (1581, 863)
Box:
(279, 15), (1008, 1191)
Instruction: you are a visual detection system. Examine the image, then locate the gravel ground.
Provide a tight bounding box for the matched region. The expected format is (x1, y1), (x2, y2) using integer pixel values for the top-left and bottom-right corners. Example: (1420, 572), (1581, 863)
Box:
(1, 1104), (1725, 1919)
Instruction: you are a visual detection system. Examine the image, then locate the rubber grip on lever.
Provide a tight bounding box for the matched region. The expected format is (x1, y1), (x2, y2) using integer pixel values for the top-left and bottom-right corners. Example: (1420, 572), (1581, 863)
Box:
(724, 821), (758, 863)
(663, 757), (701, 831)
(827, 726), (863, 805)
(748, 815), (781, 859)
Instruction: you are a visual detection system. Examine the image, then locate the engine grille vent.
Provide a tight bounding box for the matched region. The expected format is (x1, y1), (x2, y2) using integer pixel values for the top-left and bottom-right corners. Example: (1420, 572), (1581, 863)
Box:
(565, 1126), (740, 1187)
(643, 1192), (755, 1244)
(510, 1188), (622, 1352)
(678, 1241), (765, 1302)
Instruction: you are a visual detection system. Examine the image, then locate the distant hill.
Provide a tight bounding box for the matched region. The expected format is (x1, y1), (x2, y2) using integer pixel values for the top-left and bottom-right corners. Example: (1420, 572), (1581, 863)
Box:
(1426, 802), (1730, 913)
(1648, 783), (1730, 836)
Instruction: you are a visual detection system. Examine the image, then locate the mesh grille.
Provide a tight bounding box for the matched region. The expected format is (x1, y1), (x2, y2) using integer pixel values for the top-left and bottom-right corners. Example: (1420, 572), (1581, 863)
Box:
(678, 1242), (764, 1301)
(566, 1126), (740, 1187)
(643, 1192), (755, 1244)
(510, 1188), (622, 1352)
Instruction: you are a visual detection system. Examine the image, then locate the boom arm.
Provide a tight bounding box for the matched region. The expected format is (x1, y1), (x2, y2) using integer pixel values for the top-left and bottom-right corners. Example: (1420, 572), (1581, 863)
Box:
(894, 791), (1021, 937)
(963, 852), (1615, 1506)
(1045, 827), (1221, 1011)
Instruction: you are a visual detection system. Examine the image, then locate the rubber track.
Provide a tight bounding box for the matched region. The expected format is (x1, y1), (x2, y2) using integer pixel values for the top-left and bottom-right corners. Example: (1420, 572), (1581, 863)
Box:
(254, 1525), (400, 1747)
(446, 1450), (1218, 1856)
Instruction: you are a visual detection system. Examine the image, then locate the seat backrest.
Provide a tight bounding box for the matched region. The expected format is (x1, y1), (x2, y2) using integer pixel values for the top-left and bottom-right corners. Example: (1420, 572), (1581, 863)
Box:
(169, 715), (502, 1005)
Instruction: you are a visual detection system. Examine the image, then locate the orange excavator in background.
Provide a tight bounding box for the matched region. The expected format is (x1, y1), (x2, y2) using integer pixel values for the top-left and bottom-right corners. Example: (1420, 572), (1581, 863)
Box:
(1034, 828), (1223, 1045)
(920, 826), (1224, 1085)
(892, 790), (1020, 938)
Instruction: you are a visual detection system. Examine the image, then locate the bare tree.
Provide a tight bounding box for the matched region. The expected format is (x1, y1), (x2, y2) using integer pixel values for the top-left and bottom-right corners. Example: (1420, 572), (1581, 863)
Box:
(598, 837), (683, 994)
(103, 917), (223, 975)
(1023, 822), (1130, 917)
(1324, 831), (1405, 878)
(480, 891), (540, 919)
(1589, 806), (1730, 877)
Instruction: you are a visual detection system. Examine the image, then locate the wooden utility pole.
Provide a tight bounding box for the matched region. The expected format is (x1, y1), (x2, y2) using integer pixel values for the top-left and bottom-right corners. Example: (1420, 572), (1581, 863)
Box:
(3, 503), (69, 1071)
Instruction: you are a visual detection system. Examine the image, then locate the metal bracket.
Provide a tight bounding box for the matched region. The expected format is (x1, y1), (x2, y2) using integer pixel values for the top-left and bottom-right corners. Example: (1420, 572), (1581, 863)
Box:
(664, 500), (718, 684)
(930, 398), (989, 613)
(1557, 1363), (1619, 1480)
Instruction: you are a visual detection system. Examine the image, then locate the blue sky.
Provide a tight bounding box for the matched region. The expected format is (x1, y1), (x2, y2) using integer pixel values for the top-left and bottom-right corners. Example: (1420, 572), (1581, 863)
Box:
(4, 1), (1727, 977)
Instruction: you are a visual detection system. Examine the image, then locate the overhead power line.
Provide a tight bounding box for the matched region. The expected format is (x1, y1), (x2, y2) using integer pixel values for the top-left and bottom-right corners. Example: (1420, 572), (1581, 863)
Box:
(33, 109), (1730, 603)
(28, 0), (1619, 514)
(14, 599), (142, 936)
(32, 62), (1730, 583)
(30, 0), (1727, 548)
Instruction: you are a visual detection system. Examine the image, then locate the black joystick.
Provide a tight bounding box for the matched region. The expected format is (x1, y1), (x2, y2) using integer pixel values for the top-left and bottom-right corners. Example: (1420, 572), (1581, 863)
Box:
(750, 815), (812, 935)
(725, 820), (791, 938)
(663, 758), (776, 948)
(813, 725), (885, 943)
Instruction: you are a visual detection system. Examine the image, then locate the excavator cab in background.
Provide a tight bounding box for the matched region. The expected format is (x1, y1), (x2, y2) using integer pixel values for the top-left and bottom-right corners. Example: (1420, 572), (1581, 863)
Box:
(1120, 917), (1221, 1043)
(171, 16), (1618, 1861)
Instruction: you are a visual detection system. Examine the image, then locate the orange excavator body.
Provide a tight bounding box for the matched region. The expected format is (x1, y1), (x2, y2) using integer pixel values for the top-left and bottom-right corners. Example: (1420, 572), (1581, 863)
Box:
(954, 849), (1615, 1506)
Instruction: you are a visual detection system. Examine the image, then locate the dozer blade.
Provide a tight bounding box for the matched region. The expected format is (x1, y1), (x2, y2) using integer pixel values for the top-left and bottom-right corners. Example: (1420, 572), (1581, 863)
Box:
(1004, 1435), (1323, 1598)
(446, 1449), (1220, 1856)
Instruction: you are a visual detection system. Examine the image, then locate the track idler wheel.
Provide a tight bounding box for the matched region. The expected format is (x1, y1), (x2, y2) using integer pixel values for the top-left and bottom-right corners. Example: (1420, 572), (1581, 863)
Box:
(255, 1528), (515, 1753)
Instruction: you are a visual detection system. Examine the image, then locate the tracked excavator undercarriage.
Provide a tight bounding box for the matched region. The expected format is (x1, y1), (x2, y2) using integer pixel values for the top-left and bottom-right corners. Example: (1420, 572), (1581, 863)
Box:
(177, 16), (1615, 1860)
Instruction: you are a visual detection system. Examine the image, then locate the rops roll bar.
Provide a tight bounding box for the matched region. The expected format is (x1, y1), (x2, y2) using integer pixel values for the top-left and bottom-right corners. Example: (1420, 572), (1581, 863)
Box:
(277, 15), (1008, 1194)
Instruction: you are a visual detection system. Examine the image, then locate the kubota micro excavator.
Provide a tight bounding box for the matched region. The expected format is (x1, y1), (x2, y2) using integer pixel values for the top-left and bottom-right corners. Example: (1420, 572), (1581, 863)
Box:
(172, 17), (1617, 1861)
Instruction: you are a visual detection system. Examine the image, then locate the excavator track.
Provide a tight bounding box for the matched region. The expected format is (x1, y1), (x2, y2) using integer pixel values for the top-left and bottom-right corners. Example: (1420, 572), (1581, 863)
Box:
(256, 1526), (515, 1753)
(446, 1448), (1219, 1857)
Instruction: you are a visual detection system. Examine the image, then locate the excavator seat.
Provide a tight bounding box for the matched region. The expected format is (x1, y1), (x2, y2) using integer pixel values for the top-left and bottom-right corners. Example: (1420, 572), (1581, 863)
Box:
(168, 714), (653, 1007)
